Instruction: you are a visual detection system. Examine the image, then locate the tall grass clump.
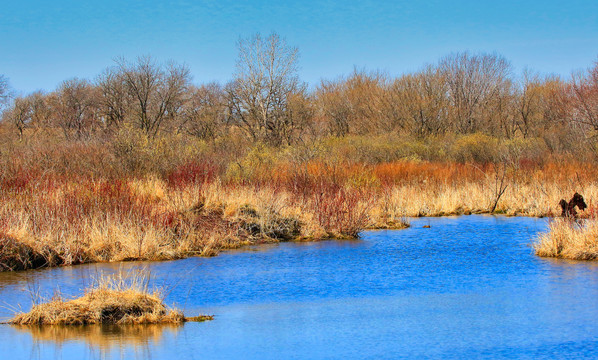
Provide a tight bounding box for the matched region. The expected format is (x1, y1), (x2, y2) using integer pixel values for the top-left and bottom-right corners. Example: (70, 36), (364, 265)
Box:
(9, 271), (212, 325)
(534, 219), (598, 260)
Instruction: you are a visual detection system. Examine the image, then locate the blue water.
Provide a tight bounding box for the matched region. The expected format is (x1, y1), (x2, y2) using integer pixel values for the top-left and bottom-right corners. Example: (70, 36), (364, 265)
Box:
(2, 215), (598, 359)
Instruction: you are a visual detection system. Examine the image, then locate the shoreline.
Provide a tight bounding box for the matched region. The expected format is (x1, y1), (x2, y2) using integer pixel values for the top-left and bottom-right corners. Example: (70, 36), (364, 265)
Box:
(3, 157), (596, 271)
(1, 211), (563, 274)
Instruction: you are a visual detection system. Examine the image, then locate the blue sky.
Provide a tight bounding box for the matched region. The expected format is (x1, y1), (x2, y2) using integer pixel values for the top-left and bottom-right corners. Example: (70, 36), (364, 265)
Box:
(1, 0), (597, 93)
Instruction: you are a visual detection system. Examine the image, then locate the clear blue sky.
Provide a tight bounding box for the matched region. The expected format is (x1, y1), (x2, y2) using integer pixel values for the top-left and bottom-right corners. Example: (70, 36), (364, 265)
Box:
(1, 0), (597, 93)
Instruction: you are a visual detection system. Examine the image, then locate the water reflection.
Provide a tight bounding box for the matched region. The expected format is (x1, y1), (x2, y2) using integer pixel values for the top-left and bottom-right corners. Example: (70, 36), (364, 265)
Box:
(14, 324), (181, 360)
(16, 323), (180, 347)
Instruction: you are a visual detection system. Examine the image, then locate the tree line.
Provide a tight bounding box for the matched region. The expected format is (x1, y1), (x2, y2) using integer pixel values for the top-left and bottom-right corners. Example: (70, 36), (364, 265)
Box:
(1, 33), (597, 153)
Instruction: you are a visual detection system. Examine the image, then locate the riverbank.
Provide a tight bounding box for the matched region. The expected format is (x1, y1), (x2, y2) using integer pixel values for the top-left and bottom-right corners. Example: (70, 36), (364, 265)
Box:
(2, 136), (597, 270)
(534, 218), (598, 260)
(1, 171), (595, 271)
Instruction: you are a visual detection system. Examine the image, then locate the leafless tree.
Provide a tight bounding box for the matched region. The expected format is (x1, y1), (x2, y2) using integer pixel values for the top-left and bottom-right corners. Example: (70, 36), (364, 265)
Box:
(388, 66), (449, 136)
(569, 61), (598, 131)
(538, 77), (579, 153)
(179, 83), (227, 140)
(342, 70), (388, 135)
(97, 67), (130, 130)
(28, 91), (53, 132)
(515, 70), (546, 138)
(3, 96), (32, 141)
(315, 79), (352, 137)
(227, 33), (306, 145)
(316, 70), (391, 136)
(51, 78), (98, 140)
(439, 52), (512, 134)
(284, 91), (314, 143)
(116, 56), (191, 137)
(489, 80), (517, 138)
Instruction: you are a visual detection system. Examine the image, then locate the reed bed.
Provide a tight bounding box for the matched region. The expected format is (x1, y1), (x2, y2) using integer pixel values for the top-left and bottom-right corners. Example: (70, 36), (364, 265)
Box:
(534, 218), (598, 260)
(1, 136), (596, 269)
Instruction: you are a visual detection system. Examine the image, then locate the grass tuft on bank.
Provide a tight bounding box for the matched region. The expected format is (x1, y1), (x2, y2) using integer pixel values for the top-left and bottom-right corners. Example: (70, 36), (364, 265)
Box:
(534, 218), (598, 260)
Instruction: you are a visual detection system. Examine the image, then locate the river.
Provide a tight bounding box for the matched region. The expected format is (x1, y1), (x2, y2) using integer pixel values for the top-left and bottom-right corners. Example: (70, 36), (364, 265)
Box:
(1, 215), (598, 359)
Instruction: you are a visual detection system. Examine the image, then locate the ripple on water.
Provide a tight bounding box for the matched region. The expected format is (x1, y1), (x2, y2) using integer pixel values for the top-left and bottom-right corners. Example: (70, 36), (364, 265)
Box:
(2, 215), (598, 359)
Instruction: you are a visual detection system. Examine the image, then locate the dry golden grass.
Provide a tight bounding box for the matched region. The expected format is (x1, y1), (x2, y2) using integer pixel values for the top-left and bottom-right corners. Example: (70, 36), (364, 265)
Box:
(10, 288), (184, 325)
(534, 219), (598, 260)
(8, 272), (212, 325)
(2, 174), (596, 270)
(2, 149), (598, 269)
(0, 179), (377, 270)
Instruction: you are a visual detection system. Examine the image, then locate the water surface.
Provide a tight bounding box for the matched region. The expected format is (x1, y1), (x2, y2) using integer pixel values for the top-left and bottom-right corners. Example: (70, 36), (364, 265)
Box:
(2, 215), (598, 359)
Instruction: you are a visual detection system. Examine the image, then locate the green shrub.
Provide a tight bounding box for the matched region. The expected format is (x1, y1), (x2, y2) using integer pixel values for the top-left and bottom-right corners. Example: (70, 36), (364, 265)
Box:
(450, 133), (500, 164)
(112, 126), (209, 176)
(224, 143), (280, 182)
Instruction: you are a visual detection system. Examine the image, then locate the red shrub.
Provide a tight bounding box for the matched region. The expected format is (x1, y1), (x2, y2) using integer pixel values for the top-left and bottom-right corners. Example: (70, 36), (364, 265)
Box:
(0, 166), (41, 192)
(308, 182), (370, 237)
(165, 161), (218, 189)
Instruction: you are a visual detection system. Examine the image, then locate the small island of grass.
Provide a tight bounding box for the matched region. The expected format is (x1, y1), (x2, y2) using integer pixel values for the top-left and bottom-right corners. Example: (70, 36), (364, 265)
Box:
(7, 273), (212, 326)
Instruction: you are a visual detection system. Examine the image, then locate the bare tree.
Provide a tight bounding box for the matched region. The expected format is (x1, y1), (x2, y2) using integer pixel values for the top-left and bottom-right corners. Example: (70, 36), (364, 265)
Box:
(28, 91), (53, 132)
(388, 65), (449, 136)
(439, 52), (512, 134)
(97, 67), (129, 130)
(489, 80), (517, 138)
(0, 75), (13, 111)
(179, 83), (227, 140)
(51, 78), (98, 140)
(284, 91), (314, 143)
(227, 33), (305, 145)
(343, 69), (388, 135)
(569, 60), (598, 131)
(116, 56), (191, 137)
(538, 77), (579, 153)
(515, 70), (547, 138)
(315, 79), (352, 137)
(3, 96), (32, 141)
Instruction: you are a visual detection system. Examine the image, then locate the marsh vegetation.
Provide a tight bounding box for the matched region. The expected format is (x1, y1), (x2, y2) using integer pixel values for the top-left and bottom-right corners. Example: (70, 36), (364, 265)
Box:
(1, 34), (598, 267)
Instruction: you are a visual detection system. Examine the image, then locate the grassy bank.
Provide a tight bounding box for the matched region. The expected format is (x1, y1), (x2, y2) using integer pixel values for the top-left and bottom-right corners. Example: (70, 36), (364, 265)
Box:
(0, 175), (380, 271)
(534, 218), (598, 260)
(1, 163), (594, 270)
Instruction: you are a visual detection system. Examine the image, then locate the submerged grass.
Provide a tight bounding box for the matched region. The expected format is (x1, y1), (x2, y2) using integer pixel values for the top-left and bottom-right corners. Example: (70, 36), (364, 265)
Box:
(8, 271), (212, 325)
